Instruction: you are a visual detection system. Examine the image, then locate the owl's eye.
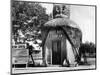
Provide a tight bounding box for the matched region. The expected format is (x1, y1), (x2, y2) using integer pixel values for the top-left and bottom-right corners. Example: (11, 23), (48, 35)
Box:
(62, 6), (65, 10)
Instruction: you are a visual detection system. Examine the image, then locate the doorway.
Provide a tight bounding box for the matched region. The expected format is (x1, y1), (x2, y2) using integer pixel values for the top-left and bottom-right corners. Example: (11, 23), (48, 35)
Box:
(52, 40), (61, 65)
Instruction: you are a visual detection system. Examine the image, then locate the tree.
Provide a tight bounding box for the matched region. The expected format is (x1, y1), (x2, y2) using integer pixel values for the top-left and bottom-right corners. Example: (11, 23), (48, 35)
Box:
(11, 1), (49, 44)
(79, 42), (96, 58)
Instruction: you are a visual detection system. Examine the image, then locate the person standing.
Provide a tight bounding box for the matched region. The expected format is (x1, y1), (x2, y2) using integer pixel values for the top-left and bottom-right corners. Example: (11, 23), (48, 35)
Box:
(26, 43), (35, 66)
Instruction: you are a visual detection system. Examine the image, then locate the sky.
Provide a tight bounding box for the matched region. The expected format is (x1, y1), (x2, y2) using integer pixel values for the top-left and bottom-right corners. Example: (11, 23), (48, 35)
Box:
(41, 3), (95, 43)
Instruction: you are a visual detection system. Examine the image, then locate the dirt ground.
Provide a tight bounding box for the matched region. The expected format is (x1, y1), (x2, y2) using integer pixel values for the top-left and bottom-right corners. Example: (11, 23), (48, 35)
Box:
(12, 58), (96, 74)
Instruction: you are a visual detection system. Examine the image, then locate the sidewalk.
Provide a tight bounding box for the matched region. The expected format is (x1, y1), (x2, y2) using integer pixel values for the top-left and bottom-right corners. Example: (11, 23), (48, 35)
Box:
(12, 64), (95, 74)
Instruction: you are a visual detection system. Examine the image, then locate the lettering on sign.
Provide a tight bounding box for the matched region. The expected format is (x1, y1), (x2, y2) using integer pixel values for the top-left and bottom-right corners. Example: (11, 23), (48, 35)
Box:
(12, 44), (26, 49)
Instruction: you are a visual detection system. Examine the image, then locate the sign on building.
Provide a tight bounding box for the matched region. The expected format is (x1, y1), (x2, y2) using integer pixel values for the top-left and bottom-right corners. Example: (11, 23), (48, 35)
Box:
(53, 4), (70, 19)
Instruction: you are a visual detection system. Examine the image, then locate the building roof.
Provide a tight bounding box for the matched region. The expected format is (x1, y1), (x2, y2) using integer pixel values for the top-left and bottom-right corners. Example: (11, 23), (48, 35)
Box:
(44, 18), (80, 29)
